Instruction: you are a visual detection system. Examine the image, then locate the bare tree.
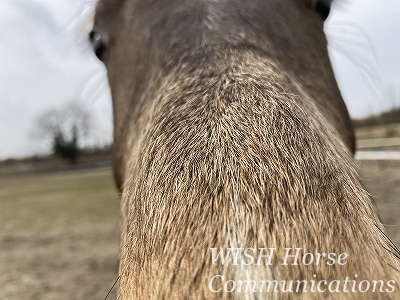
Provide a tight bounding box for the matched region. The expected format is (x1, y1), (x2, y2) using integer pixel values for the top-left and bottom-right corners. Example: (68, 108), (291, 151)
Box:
(33, 101), (92, 163)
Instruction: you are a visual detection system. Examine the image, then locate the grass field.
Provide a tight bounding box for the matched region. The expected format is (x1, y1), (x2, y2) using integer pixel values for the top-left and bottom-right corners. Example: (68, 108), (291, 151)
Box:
(359, 160), (400, 247)
(0, 169), (120, 300)
(0, 161), (399, 299)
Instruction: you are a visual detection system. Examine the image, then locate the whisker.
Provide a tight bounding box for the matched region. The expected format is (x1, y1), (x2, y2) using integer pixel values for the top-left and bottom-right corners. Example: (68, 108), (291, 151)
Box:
(104, 276), (120, 300)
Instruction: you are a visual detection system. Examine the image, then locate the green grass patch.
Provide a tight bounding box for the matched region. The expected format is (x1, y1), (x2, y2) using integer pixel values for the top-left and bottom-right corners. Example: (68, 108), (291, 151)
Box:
(0, 169), (120, 234)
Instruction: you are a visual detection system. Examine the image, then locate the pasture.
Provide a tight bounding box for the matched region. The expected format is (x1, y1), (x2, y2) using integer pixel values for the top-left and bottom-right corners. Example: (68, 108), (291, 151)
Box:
(0, 160), (399, 299)
(0, 169), (119, 299)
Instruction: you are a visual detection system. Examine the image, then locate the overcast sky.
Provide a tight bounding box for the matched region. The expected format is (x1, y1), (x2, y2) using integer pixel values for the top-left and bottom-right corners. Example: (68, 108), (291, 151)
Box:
(1, 0), (400, 159)
(0, 0), (111, 160)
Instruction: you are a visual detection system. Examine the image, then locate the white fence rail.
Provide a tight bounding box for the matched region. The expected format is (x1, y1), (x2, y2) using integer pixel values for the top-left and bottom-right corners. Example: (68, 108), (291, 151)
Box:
(356, 138), (400, 160)
(356, 151), (400, 161)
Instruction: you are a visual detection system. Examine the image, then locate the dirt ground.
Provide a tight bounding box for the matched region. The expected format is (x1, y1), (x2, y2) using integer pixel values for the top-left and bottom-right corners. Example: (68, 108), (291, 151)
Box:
(0, 160), (399, 300)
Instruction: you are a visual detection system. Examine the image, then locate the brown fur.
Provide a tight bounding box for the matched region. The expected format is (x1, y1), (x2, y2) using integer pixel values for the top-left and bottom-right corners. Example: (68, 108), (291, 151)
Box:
(95, 0), (400, 299)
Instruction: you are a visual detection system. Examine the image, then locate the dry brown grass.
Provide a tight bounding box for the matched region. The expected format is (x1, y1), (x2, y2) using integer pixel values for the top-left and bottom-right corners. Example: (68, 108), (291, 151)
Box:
(356, 125), (400, 245)
(355, 123), (400, 140)
(359, 160), (400, 247)
(0, 169), (120, 300)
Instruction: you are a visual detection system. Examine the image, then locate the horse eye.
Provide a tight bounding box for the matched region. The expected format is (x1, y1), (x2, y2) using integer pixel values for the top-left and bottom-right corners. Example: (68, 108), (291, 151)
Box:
(314, 0), (331, 21)
(89, 27), (108, 63)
